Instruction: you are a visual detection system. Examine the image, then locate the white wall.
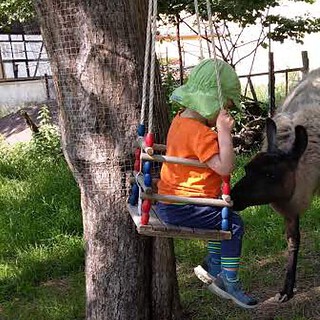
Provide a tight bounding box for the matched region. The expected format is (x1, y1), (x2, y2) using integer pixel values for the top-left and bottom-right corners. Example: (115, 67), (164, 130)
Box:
(0, 78), (56, 108)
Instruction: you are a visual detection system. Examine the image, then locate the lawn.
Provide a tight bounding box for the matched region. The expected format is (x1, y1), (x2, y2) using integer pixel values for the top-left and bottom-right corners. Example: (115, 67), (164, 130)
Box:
(0, 136), (319, 320)
(176, 155), (320, 319)
(0, 136), (85, 320)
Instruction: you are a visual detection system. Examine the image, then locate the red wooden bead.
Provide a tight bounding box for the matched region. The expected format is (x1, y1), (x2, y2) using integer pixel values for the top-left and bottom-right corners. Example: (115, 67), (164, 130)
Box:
(141, 212), (150, 225)
(145, 133), (154, 147)
(222, 175), (230, 184)
(134, 160), (140, 172)
(222, 184), (231, 195)
(135, 148), (141, 159)
(142, 199), (152, 213)
(222, 175), (231, 195)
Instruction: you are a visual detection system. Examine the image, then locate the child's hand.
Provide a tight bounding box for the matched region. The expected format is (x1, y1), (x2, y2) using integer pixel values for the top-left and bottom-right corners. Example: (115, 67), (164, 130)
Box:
(216, 109), (234, 133)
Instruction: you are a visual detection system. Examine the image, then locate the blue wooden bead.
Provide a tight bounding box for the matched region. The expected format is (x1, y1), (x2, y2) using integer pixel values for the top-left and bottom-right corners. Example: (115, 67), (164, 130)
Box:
(221, 207), (229, 219)
(221, 219), (229, 231)
(129, 184), (139, 205)
(144, 173), (152, 187)
(129, 193), (138, 205)
(132, 183), (139, 197)
(137, 124), (145, 137)
(143, 161), (151, 174)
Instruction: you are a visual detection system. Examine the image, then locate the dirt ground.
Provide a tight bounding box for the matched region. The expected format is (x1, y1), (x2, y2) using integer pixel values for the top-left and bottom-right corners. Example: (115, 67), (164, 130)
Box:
(254, 245), (320, 319)
(252, 278), (320, 319)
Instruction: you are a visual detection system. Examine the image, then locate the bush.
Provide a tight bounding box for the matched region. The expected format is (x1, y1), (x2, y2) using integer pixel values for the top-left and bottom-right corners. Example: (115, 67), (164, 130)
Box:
(161, 70), (180, 120)
(29, 105), (61, 161)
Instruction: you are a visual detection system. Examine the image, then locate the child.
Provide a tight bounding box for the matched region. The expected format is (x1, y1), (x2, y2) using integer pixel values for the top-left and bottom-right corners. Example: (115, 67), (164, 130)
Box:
(156, 59), (257, 309)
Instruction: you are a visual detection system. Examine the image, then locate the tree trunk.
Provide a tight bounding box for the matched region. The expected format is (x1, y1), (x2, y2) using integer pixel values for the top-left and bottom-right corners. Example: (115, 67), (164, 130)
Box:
(34, 1), (181, 319)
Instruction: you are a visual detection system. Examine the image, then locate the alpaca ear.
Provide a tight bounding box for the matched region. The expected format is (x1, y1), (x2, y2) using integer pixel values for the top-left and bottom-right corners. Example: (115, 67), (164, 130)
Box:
(291, 125), (308, 161)
(266, 118), (277, 153)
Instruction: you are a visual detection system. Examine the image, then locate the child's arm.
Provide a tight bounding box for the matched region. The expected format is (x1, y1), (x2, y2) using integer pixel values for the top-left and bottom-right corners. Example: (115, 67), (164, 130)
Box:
(205, 110), (235, 176)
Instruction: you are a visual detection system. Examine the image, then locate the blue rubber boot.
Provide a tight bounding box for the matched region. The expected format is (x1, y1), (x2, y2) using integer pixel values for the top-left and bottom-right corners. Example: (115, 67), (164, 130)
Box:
(208, 272), (258, 309)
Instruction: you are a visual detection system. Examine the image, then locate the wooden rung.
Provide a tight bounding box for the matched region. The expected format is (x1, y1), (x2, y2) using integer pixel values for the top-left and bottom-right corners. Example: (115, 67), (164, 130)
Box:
(153, 143), (166, 152)
(127, 204), (232, 240)
(136, 137), (154, 155)
(141, 153), (207, 168)
(135, 139), (166, 153)
(141, 192), (232, 207)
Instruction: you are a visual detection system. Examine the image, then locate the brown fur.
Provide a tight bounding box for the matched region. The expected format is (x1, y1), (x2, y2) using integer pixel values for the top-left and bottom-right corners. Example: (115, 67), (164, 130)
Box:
(231, 68), (320, 302)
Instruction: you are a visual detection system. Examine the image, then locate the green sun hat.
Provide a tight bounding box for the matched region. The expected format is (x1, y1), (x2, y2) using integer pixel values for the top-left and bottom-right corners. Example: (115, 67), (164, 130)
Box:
(170, 59), (241, 119)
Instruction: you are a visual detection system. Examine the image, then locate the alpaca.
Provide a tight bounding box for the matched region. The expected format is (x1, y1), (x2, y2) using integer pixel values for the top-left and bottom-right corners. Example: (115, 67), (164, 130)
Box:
(231, 67), (320, 302)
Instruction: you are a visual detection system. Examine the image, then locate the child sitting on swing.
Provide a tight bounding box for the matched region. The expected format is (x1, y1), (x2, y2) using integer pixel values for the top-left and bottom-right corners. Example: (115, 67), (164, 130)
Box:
(156, 58), (258, 309)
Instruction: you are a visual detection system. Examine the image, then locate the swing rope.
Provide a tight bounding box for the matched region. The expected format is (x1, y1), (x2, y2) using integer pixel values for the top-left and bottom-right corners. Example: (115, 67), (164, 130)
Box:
(143, 0), (225, 131)
(140, 0), (157, 133)
(148, 0), (157, 134)
(128, 0), (232, 237)
(205, 0), (232, 199)
(140, 0), (154, 126)
(194, 0), (204, 60)
(206, 0), (224, 110)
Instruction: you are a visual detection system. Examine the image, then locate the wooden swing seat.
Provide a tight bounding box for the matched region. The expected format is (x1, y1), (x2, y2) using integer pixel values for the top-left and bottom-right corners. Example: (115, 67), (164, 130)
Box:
(127, 204), (232, 240)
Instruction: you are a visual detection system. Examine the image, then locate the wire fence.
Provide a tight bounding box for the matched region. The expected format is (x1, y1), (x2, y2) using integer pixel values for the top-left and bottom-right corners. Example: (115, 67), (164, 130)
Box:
(31, 0), (169, 196)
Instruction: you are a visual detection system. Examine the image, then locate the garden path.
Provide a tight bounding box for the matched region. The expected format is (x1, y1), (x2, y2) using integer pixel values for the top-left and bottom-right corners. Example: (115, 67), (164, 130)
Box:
(0, 103), (58, 144)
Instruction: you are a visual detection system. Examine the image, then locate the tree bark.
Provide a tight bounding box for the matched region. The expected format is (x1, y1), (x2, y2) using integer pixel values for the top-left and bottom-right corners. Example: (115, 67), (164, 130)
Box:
(34, 1), (181, 319)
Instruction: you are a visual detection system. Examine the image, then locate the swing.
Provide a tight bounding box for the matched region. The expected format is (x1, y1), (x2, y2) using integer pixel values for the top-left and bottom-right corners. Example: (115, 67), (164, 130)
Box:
(127, 0), (232, 240)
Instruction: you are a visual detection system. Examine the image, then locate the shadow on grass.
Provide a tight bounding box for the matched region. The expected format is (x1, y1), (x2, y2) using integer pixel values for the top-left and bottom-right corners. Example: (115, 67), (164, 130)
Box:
(0, 149), (85, 319)
(1, 272), (85, 320)
(0, 157), (82, 258)
(0, 238), (84, 302)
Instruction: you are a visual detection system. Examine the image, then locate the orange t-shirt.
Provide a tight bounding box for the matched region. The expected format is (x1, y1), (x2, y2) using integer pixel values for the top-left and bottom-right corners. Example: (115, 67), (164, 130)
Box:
(157, 113), (222, 198)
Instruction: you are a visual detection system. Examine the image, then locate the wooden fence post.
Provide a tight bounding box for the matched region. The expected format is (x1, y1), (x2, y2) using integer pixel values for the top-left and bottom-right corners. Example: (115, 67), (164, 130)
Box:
(268, 52), (275, 117)
(301, 51), (309, 77)
(44, 73), (50, 100)
(0, 50), (5, 79)
(247, 76), (258, 102)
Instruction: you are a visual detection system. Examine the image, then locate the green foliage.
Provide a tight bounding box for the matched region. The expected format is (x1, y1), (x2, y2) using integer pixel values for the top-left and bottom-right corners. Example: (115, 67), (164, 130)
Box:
(158, 0), (195, 17)
(30, 105), (61, 160)
(266, 14), (320, 43)
(161, 70), (181, 119)
(158, 0), (320, 67)
(0, 0), (35, 28)
(159, 0), (318, 34)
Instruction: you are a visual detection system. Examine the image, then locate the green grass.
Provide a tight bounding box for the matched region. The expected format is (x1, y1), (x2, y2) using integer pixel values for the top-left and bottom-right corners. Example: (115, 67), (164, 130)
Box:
(175, 156), (320, 319)
(245, 72), (302, 107)
(0, 137), (84, 320)
(1, 137), (320, 319)
(176, 197), (320, 319)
